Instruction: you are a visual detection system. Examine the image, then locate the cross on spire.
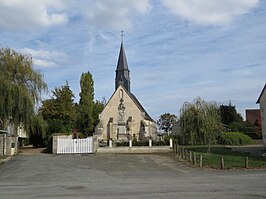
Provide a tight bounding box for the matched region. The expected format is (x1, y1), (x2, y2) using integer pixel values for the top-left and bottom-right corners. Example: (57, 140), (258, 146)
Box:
(120, 30), (125, 43)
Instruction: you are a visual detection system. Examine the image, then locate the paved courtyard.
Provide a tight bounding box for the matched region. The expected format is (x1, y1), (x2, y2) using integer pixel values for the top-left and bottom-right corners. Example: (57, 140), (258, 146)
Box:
(0, 153), (266, 199)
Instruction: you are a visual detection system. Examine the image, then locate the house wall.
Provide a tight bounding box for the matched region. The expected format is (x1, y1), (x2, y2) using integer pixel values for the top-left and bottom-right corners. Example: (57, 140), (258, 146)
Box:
(17, 125), (27, 138)
(259, 90), (266, 146)
(0, 134), (17, 156)
(246, 109), (261, 126)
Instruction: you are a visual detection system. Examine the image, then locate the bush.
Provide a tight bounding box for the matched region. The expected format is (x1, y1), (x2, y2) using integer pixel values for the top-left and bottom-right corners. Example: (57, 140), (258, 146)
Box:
(153, 140), (169, 146)
(218, 132), (253, 145)
(116, 141), (129, 147)
(132, 140), (149, 146)
(115, 139), (170, 147)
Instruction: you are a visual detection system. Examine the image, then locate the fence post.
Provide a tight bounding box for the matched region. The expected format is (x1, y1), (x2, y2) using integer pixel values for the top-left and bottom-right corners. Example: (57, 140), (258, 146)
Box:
(129, 139), (132, 148)
(193, 152), (196, 165)
(175, 143), (178, 155)
(109, 139), (112, 148)
(170, 138), (173, 149)
(199, 155), (203, 168)
(184, 149), (188, 160)
(245, 157), (249, 169)
(189, 151), (192, 162)
(182, 148), (186, 159)
(220, 156), (225, 169)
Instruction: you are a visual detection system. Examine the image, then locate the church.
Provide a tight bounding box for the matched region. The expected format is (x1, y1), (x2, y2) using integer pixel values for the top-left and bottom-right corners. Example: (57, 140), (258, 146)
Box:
(95, 40), (157, 142)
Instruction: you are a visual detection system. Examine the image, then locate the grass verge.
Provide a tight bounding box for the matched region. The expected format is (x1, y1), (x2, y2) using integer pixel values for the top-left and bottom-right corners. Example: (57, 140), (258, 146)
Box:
(182, 146), (266, 169)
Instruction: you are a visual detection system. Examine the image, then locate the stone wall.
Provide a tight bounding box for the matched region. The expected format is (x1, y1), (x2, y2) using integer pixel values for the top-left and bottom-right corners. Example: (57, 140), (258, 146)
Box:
(0, 134), (17, 156)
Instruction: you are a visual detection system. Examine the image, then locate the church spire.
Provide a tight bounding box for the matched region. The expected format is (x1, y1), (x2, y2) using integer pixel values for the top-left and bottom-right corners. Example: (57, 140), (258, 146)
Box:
(115, 31), (130, 92)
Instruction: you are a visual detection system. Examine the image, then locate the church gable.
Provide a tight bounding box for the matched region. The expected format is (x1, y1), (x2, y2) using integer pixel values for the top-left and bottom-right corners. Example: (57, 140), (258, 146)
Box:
(100, 85), (143, 125)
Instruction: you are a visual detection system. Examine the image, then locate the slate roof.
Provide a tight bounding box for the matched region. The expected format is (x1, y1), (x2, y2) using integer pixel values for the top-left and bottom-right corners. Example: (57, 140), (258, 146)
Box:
(126, 89), (154, 122)
(116, 42), (129, 71)
(256, 83), (266, 104)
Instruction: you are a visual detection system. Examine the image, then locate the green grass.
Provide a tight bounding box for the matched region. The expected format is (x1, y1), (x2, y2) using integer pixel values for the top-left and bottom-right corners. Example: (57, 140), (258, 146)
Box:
(182, 146), (266, 169)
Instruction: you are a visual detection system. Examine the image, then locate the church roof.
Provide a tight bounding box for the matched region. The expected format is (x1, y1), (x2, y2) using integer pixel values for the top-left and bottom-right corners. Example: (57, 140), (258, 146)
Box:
(116, 42), (129, 71)
(129, 92), (154, 122)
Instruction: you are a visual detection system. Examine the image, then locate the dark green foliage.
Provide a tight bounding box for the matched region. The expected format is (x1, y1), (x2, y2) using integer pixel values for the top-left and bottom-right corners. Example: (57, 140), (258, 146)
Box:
(29, 115), (48, 147)
(220, 103), (259, 137)
(35, 83), (76, 147)
(153, 140), (170, 146)
(0, 48), (47, 132)
(132, 140), (149, 146)
(220, 103), (243, 125)
(116, 141), (129, 147)
(77, 72), (94, 136)
(93, 99), (105, 127)
(40, 83), (76, 134)
(115, 139), (170, 147)
(157, 113), (177, 133)
(41, 83), (76, 127)
(218, 132), (253, 145)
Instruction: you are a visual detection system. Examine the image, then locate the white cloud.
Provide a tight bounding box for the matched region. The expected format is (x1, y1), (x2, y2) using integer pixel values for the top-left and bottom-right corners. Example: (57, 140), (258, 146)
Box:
(21, 48), (67, 68)
(162, 0), (259, 25)
(0, 0), (68, 31)
(34, 59), (57, 68)
(86, 0), (150, 30)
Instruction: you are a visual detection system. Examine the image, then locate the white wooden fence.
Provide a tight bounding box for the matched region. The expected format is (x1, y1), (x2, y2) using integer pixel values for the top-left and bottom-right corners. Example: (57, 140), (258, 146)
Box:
(57, 137), (93, 154)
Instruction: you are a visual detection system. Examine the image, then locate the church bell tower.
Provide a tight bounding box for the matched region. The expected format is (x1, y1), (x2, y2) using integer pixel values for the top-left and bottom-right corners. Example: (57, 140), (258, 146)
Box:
(115, 31), (130, 92)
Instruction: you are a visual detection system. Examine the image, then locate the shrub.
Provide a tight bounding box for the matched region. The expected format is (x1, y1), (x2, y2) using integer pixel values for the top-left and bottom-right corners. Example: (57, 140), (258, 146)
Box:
(116, 141), (129, 147)
(132, 140), (149, 146)
(153, 140), (169, 146)
(218, 132), (253, 145)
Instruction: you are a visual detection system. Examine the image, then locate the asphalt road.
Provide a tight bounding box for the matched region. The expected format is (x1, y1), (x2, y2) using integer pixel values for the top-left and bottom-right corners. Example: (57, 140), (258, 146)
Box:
(0, 153), (266, 199)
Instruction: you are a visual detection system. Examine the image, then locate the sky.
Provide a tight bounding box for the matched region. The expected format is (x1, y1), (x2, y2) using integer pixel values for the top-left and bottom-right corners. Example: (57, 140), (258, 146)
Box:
(0, 0), (265, 120)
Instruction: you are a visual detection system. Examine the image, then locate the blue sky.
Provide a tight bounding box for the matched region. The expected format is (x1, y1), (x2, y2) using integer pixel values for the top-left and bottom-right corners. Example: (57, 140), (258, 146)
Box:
(0, 0), (265, 120)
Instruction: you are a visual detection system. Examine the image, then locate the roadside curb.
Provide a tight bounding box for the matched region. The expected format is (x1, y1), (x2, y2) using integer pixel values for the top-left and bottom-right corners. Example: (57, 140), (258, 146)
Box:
(0, 156), (12, 164)
(96, 146), (171, 154)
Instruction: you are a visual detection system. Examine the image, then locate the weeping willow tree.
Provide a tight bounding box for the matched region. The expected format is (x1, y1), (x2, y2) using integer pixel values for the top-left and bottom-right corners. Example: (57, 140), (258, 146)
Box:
(0, 48), (47, 132)
(179, 97), (222, 152)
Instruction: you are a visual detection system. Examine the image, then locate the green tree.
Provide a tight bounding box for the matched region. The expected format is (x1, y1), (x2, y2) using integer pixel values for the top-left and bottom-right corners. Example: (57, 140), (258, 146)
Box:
(93, 98), (105, 127)
(29, 114), (48, 147)
(220, 103), (243, 125)
(219, 103), (255, 134)
(0, 48), (47, 131)
(40, 82), (76, 133)
(201, 102), (222, 153)
(157, 113), (177, 133)
(77, 72), (94, 136)
(179, 97), (222, 151)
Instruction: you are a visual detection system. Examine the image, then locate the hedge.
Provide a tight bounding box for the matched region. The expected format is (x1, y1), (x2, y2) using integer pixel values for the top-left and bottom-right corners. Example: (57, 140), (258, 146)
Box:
(218, 132), (253, 146)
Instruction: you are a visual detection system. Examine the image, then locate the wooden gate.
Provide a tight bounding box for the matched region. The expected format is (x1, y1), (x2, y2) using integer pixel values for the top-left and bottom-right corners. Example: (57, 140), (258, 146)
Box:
(57, 137), (93, 154)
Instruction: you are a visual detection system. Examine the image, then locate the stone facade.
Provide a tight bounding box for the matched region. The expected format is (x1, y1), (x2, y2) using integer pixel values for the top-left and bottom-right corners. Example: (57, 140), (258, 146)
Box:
(0, 134), (17, 156)
(96, 85), (157, 141)
(257, 84), (266, 147)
